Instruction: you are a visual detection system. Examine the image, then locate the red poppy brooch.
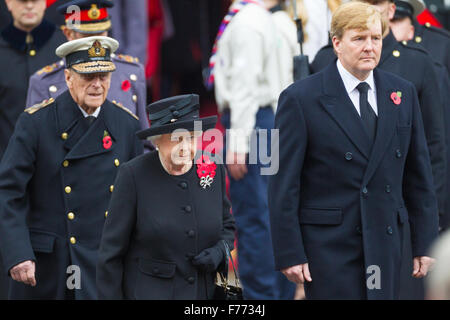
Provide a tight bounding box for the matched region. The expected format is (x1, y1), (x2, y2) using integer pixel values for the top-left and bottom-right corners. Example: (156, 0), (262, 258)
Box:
(196, 155), (216, 189)
(103, 130), (112, 150)
(390, 91), (402, 105)
(121, 80), (131, 92)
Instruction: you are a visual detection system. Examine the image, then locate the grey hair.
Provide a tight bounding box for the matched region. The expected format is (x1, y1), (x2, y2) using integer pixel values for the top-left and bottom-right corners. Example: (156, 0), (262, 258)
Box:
(147, 134), (162, 147)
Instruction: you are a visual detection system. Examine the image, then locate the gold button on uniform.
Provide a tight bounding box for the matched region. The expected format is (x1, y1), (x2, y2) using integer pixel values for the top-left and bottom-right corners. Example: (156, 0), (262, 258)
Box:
(105, 211), (108, 218)
(70, 237), (76, 244)
(65, 186), (72, 194)
(68, 212), (75, 220)
(130, 74), (137, 81)
(132, 95), (137, 102)
(425, 22), (431, 28)
(29, 50), (36, 56)
(61, 132), (68, 140)
(393, 50), (400, 58)
(63, 160), (69, 167)
(402, 40), (407, 45)
(114, 159), (120, 167)
(110, 185), (114, 192)
(49, 85), (57, 93)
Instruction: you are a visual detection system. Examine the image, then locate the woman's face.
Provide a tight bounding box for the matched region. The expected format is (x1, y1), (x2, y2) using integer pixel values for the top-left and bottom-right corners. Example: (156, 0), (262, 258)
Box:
(157, 131), (198, 166)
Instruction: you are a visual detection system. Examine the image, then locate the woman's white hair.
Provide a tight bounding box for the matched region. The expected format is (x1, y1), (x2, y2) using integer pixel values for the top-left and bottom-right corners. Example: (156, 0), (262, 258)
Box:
(147, 134), (162, 147)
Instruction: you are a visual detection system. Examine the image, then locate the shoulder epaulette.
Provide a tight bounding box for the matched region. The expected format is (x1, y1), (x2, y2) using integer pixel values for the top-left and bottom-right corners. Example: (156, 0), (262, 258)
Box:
(115, 54), (140, 64)
(36, 60), (64, 76)
(111, 100), (139, 120)
(25, 98), (55, 114)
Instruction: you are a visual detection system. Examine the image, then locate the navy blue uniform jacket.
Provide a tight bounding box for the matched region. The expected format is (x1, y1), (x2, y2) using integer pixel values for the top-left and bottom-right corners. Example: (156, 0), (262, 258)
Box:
(0, 90), (143, 299)
(269, 62), (439, 299)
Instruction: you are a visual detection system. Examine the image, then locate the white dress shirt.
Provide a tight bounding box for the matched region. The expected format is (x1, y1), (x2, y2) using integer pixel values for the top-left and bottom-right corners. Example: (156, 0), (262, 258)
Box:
(336, 59), (378, 116)
(214, 3), (282, 154)
(77, 105), (101, 118)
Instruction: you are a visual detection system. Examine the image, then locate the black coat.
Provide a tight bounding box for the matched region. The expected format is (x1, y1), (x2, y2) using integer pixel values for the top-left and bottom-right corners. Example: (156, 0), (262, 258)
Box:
(269, 62), (439, 299)
(310, 31), (446, 219)
(0, 20), (65, 160)
(413, 21), (450, 75)
(0, 90), (143, 299)
(96, 151), (236, 300)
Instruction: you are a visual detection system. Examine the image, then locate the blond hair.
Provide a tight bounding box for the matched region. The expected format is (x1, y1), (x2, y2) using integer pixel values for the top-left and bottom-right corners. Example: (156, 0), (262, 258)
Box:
(330, 1), (387, 39)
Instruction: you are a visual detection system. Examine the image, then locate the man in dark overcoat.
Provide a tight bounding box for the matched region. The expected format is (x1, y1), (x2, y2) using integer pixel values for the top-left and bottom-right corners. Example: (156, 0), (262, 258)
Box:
(0, 35), (143, 299)
(269, 1), (439, 299)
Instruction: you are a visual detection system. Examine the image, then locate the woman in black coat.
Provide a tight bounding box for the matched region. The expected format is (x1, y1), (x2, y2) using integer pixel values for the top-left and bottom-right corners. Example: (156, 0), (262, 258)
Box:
(96, 94), (236, 300)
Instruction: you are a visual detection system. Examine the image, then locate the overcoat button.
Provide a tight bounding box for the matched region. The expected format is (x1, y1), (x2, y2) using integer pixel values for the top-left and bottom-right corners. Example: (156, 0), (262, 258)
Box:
(184, 205), (192, 213)
(396, 149), (402, 158)
(110, 185), (114, 192)
(187, 230), (195, 237)
(153, 268), (159, 274)
(187, 277), (195, 284)
(61, 132), (68, 140)
(385, 185), (391, 193)
(63, 160), (69, 167)
(362, 187), (368, 195)
(387, 226), (393, 235)
(68, 212), (75, 220)
(345, 152), (353, 161)
(356, 226), (362, 234)
(65, 186), (72, 194)
(70, 237), (76, 244)
(180, 182), (187, 189)
(114, 159), (120, 167)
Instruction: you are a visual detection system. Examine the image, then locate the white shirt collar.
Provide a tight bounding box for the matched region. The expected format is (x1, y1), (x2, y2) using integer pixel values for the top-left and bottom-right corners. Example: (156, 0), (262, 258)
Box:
(77, 105), (101, 118)
(336, 59), (376, 95)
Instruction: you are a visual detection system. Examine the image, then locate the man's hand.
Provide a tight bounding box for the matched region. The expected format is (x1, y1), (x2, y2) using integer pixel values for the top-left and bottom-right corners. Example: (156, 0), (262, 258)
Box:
(10, 260), (36, 286)
(226, 151), (248, 181)
(281, 263), (312, 284)
(412, 256), (435, 278)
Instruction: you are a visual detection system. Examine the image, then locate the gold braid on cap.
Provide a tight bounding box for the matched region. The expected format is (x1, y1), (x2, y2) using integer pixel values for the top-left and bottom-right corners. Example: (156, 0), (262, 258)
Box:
(88, 40), (106, 58)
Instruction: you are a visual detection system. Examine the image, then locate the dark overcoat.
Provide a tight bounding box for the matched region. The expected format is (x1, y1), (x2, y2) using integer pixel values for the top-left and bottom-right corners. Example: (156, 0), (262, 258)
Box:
(269, 62), (439, 299)
(0, 90), (143, 299)
(96, 151), (236, 300)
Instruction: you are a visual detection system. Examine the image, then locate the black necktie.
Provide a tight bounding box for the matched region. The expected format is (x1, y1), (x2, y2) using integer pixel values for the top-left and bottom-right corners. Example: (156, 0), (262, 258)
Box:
(85, 115), (96, 126)
(356, 82), (377, 144)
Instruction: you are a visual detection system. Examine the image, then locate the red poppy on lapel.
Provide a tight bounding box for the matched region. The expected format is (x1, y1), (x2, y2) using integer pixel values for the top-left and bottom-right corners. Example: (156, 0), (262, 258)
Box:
(103, 130), (112, 149)
(121, 80), (131, 92)
(196, 154), (216, 189)
(390, 91), (402, 105)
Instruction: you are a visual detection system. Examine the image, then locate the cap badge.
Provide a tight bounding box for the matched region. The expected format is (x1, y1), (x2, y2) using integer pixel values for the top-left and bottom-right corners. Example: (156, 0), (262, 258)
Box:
(88, 4), (100, 20)
(88, 40), (106, 58)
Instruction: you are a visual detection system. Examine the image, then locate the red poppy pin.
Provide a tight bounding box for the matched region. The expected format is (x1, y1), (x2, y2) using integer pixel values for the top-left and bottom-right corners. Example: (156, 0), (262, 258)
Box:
(390, 91), (402, 105)
(196, 154), (216, 189)
(121, 80), (131, 92)
(103, 130), (112, 150)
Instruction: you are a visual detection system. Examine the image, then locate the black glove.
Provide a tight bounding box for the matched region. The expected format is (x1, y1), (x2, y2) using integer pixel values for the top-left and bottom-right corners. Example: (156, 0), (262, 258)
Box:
(191, 242), (225, 273)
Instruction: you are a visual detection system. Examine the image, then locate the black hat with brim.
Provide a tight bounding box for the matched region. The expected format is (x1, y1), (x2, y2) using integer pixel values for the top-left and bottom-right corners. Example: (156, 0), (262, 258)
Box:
(136, 94), (218, 140)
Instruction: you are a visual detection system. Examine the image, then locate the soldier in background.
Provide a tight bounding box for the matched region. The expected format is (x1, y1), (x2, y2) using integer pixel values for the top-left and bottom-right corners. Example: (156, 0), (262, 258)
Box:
(26, 0), (151, 150)
(0, 0), (65, 299)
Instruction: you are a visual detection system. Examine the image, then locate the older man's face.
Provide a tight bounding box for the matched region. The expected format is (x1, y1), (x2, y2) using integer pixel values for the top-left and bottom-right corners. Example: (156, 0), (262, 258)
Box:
(333, 20), (383, 80)
(65, 70), (112, 111)
(5, 0), (46, 32)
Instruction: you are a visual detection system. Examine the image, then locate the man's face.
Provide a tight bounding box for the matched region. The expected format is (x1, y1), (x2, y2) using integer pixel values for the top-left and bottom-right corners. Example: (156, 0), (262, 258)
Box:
(65, 69), (112, 111)
(333, 20), (383, 80)
(390, 17), (415, 41)
(5, 0), (46, 32)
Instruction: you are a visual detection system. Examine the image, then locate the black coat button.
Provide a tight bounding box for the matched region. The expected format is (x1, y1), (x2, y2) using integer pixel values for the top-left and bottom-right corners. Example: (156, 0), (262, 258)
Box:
(387, 226), (393, 235)
(395, 149), (402, 158)
(345, 152), (353, 161)
(356, 226), (362, 235)
(172, 110), (180, 118)
(179, 182), (187, 189)
(385, 185), (391, 193)
(187, 277), (195, 284)
(362, 187), (368, 195)
(187, 230), (195, 237)
(184, 205), (192, 213)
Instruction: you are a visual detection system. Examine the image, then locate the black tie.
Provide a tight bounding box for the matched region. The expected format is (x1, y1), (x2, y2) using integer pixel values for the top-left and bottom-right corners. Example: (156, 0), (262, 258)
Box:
(356, 82), (377, 144)
(85, 115), (96, 126)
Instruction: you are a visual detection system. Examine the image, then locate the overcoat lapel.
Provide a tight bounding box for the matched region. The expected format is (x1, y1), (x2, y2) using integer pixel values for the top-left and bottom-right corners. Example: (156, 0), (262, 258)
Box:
(319, 62), (371, 160)
(362, 69), (399, 185)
